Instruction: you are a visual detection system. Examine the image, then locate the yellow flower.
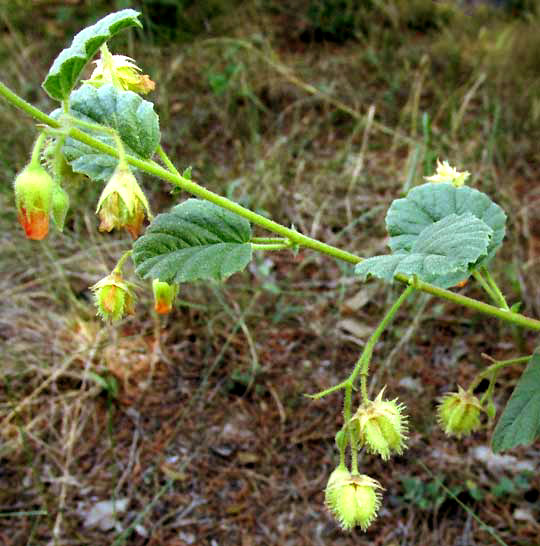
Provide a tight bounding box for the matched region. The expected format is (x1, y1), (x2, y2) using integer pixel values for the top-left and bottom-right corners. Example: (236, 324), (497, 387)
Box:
(85, 45), (155, 94)
(424, 159), (470, 187)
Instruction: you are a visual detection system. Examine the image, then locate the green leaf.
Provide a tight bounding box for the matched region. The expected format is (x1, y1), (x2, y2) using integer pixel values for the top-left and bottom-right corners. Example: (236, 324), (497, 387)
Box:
(355, 213), (493, 287)
(132, 199), (253, 283)
(387, 182), (506, 263)
(57, 84), (160, 181)
(42, 9), (141, 101)
(492, 352), (540, 452)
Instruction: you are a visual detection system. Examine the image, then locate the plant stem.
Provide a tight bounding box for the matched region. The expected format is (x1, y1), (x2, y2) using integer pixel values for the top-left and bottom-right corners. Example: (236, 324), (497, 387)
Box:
(352, 285), (415, 402)
(113, 250), (133, 274)
(306, 379), (349, 400)
(251, 237), (289, 244)
(394, 273), (540, 331)
(2, 79), (540, 331)
(343, 383), (358, 473)
(481, 266), (510, 311)
(468, 355), (531, 392)
(473, 271), (499, 304)
(251, 243), (290, 251)
(157, 145), (182, 177)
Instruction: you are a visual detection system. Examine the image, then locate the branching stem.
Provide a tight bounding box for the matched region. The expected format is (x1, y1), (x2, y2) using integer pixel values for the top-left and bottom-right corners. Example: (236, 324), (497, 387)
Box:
(1, 80), (540, 331)
(468, 355), (531, 393)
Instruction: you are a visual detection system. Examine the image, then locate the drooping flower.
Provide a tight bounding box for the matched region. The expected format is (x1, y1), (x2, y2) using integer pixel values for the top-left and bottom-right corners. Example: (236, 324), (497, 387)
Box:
(14, 163), (54, 240)
(351, 387), (409, 460)
(96, 164), (152, 239)
(85, 44), (155, 94)
(325, 466), (383, 531)
(424, 159), (470, 187)
(437, 386), (483, 437)
(91, 272), (136, 322)
(152, 280), (179, 314)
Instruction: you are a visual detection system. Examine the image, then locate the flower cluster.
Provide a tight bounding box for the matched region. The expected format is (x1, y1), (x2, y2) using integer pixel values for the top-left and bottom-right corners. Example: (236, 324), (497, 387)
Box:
(326, 388), (408, 531)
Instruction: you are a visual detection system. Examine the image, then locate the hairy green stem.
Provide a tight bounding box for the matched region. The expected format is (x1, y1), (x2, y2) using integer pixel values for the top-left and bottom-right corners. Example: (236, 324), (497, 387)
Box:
(307, 379), (349, 400)
(481, 266), (510, 311)
(251, 237), (289, 244)
(473, 271), (499, 305)
(469, 355), (531, 392)
(353, 285), (415, 402)
(343, 383), (358, 473)
(157, 145), (182, 177)
(2, 80), (540, 331)
(251, 243), (290, 251)
(394, 273), (540, 331)
(310, 285), (414, 402)
(113, 250), (133, 274)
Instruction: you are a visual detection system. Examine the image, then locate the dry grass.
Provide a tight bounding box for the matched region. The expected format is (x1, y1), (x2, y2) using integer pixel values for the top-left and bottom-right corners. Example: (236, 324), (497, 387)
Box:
(1, 1), (540, 544)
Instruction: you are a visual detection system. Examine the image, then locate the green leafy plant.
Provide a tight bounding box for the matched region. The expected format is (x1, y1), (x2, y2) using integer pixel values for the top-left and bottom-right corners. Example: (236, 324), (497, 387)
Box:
(3, 9), (540, 533)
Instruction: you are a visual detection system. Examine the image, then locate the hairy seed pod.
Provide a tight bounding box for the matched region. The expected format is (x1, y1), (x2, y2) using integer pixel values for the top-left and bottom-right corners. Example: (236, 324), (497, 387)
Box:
(325, 466), (383, 531)
(437, 386), (483, 437)
(351, 387), (409, 460)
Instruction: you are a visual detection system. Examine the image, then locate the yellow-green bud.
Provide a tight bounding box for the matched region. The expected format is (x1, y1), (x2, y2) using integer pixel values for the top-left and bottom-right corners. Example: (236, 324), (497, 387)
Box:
(325, 466), (383, 531)
(96, 164), (152, 239)
(351, 387), (409, 460)
(437, 386), (483, 437)
(90, 272), (136, 322)
(51, 183), (69, 231)
(152, 279), (179, 314)
(14, 163), (54, 240)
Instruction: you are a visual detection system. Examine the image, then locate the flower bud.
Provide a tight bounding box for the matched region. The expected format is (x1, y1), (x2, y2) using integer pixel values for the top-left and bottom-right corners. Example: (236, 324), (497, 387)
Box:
(424, 159), (470, 187)
(351, 388), (408, 460)
(90, 272), (136, 322)
(152, 280), (179, 314)
(325, 466), (383, 531)
(14, 163), (54, 240)
(437, 386), (483, 437)
(96, 164), (152, 239)
(51, 183), (69, 231)
(85, 45), (155, 94)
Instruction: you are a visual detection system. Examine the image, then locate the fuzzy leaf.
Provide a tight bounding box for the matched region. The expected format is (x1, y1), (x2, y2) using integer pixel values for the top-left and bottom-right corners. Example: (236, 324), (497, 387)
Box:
(42, 9), (141, 101)
(492, 352), (540, 452)
(132, 199), (253, 283)
(57, 84), (160, 181)
(387, 182), (506, 262)
(355, 213), (493, 287)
